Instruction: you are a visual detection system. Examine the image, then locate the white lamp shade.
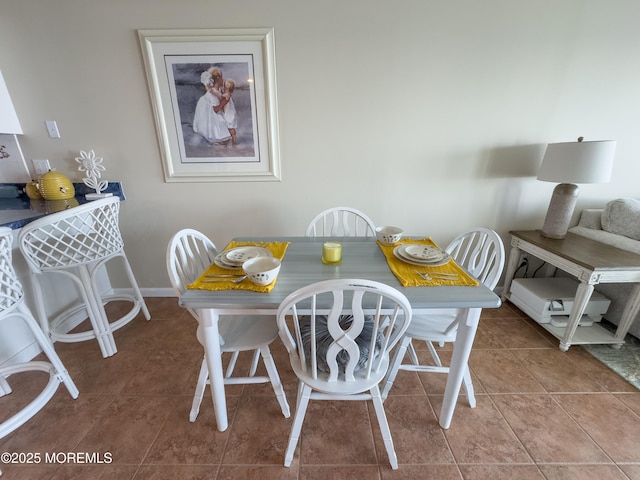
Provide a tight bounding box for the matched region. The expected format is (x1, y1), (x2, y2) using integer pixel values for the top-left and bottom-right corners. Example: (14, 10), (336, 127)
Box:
(0, 70), (23, 134)
(537, 140), (616, 184)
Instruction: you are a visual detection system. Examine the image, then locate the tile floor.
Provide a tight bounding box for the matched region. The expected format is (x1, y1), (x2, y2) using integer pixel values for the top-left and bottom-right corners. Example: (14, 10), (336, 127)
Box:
(1, 298), (640, 479)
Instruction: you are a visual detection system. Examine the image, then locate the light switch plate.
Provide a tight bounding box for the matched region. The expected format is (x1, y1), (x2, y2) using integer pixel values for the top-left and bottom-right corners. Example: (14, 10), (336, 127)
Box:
(45, 120), (61, 138)
(33, 159), (51, 175)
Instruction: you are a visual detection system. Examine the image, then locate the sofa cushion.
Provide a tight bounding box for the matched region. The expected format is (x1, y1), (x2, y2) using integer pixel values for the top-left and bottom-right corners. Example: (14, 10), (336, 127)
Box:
(601, 198), (640, 241)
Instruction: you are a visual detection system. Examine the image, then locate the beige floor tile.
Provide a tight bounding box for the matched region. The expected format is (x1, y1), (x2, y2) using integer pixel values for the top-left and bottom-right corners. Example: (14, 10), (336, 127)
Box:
(469, 350), (546, 393)
(301, 465), (382, 480)
(144, 396), (229, 465)
(380, 464), (462, 479)
(75, 395), (174, 465)
(0, 393), (115, 453)
(121, 348), (202, 396)
(553, 393), (640, 463)
(477, 317), (555, 349)
(620, 464), (640, 480)
(222, 396), (292, 465)
(295, 401), (378, 466)
(567, 347), (639, 393)
(615, 392), (640, 414)
(216, 465), (299, 479)
(134, 464), (218, 479)
(492, 394), (610, 463)
(538, 464), (631, 480)
(512, 349), (607, 392)
(376, 395), (454, 465)
(457, 464), (546, 480)
(433, 396), (533, 464)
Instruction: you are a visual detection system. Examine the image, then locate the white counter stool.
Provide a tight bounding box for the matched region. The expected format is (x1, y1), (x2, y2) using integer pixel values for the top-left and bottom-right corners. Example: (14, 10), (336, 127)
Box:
(18, 197), (149, 358)
(0, 227), (78, 443)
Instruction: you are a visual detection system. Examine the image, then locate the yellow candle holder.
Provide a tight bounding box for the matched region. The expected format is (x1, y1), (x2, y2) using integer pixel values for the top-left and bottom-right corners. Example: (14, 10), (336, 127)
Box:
(322, 242), (342, 265)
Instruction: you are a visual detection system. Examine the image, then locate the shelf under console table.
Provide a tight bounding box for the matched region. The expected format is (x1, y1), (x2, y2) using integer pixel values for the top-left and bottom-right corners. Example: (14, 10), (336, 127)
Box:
(502, 230), (640, 351)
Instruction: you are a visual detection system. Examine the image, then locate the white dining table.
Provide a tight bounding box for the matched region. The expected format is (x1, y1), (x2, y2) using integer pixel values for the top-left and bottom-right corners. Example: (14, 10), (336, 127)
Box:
(179, 236), (501, 431)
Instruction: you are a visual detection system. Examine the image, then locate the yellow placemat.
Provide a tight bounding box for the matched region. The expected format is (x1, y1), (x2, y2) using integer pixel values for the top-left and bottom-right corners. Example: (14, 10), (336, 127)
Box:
(187, 241), (290, 293)
(378, 238), (479, 287)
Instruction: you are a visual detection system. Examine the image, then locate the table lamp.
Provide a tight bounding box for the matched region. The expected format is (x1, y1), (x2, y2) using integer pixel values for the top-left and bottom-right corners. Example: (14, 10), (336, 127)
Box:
(537, 137), (616, 239)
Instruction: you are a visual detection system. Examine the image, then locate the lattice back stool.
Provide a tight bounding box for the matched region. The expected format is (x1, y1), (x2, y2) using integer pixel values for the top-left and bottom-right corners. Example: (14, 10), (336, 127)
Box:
(18, 197), (150, 358)
(0, 227), (78, 442)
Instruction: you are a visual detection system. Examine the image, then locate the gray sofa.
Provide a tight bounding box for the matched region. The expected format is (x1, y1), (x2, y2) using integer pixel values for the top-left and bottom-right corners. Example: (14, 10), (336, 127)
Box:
(568, 198), (640, 339)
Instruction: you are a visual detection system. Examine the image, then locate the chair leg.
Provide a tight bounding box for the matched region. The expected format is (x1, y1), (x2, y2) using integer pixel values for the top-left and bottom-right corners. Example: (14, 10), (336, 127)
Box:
(225, 351), (240, 378)
(284, 382), (311, 467)
(18, 306), (79, 398)
(119, 252), (151, 321)
(407, 340), (420, 365)
(0, 375), (11, 396)
(426, 341), (444, 367)
(190, 357), (209, 422)
(259, 345), (290, 418)
(381, 336), (410, 400)
(81, 266), (118, 357)
(462, 366), (476, 408)
(371, 385), (398, 469)
(249, 349), (260, 377)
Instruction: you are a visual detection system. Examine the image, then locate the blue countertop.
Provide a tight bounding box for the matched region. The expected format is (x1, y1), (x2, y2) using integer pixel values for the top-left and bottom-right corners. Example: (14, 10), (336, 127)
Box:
(0, 182), (125, 229)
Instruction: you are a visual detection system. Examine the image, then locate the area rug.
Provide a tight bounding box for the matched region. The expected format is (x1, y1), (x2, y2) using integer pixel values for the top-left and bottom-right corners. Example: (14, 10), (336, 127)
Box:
(581, 320), (640, 390)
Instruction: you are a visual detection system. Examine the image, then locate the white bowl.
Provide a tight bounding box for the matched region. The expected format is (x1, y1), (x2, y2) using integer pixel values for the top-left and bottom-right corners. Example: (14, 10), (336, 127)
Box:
(375, 226), (403, 245)
(242, 257), (281, 286)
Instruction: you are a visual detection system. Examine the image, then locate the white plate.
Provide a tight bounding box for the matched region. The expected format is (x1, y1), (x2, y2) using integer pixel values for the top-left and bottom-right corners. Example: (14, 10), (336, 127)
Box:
(402, 244), (445, 261)
(393, 245), (451, 267)
(214, 246), (272, 269)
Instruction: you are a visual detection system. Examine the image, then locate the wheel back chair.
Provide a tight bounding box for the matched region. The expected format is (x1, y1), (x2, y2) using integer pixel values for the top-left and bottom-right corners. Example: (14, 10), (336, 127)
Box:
(276, 278), (412, 469)
(166, 229), (290, 424)
(305, 207), (376, 237)
(381, 227), (505, 407)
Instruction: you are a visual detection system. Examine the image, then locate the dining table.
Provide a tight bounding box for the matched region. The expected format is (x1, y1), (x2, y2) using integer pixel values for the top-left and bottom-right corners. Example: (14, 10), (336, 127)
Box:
(179, 236), (501, 431)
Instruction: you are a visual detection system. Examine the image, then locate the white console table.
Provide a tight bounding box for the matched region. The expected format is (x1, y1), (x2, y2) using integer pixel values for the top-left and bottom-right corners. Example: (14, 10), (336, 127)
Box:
(502, 230), (640, 351)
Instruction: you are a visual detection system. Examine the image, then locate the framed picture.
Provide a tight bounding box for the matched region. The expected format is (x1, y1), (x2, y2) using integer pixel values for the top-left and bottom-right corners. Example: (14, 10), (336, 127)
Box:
(138, 28), (281, 182)
(0, 134), (31, 183)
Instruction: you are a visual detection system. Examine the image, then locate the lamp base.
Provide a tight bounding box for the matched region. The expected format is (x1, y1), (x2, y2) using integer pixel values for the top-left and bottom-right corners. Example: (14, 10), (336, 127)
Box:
(541, 183), (579, 239)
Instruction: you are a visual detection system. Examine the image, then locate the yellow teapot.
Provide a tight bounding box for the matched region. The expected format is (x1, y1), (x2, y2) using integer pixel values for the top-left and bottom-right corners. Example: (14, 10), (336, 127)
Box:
(24, 180), (42, 200)
(37, 169), (75, 200)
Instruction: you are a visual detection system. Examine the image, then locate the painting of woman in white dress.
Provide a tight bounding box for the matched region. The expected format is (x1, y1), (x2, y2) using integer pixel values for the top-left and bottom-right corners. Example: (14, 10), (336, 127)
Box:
(192, 67), (231, 145)
(168, 60), (257, 162)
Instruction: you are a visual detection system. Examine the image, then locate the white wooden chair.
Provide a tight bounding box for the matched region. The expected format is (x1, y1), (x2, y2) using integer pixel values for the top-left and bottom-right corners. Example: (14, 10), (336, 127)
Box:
(0, 227), (78, 442)
(17, 197), (150, 358)
(305, 207), (376, 237)
(381, 227), (505, 406)
(166, 229), (290, 423)
(276, 278), (412, 469)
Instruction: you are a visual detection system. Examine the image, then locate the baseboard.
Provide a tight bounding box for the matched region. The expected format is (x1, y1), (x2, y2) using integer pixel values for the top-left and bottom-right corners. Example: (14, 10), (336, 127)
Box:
(0, 342), (43, 367)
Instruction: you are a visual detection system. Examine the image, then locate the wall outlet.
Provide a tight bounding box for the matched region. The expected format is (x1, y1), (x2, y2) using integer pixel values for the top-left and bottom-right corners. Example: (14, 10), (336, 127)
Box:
(32, 159), (51, 175)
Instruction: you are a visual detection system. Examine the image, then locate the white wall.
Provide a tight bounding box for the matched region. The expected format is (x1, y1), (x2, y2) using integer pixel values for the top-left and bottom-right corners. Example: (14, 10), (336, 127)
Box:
(1, 0), (639, 289)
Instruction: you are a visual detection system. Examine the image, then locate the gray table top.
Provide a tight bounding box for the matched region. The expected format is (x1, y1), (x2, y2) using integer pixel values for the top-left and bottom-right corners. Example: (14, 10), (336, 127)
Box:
(179, 237), (501, 312)
(510, 230), (640, 271)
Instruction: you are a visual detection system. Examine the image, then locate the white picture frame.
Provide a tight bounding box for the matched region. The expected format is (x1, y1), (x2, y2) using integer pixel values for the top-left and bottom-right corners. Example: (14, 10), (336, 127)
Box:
(138, 28), (281, 183)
